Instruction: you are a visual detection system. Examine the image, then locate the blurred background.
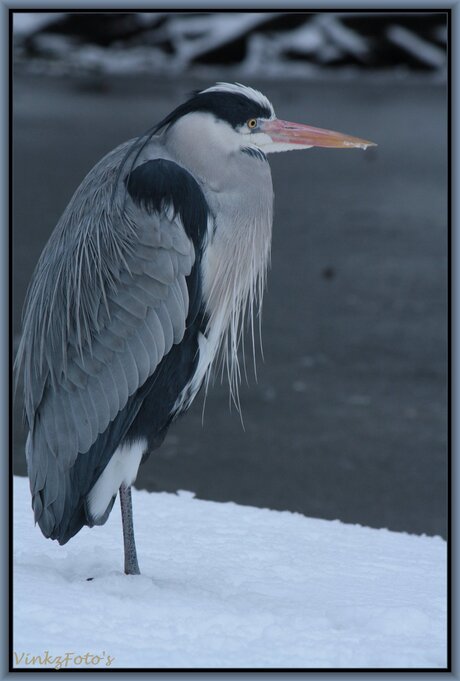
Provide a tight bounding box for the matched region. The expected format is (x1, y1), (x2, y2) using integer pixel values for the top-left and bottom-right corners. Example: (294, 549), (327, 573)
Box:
(12, 12), (448, 537)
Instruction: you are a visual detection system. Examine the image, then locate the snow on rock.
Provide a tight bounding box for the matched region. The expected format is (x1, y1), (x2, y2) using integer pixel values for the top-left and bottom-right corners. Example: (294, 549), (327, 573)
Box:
(13, 476), (447, 669)
(386, 25), (446, 69)
(12, 13), (64, 37)
(13, 13), (447, 77)
(168, 12), (276, 67)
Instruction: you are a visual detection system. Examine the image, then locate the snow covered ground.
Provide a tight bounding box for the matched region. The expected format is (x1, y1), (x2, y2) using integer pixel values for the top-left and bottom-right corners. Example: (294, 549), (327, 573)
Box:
(13, 476), (447, 669)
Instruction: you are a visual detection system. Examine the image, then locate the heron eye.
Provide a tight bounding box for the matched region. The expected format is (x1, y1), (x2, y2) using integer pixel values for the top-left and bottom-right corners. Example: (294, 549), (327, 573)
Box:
(247, 118), (258, 130)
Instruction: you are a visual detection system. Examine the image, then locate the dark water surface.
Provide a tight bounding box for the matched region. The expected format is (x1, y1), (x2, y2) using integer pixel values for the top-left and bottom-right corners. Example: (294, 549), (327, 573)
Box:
(13, 74), (448, 537)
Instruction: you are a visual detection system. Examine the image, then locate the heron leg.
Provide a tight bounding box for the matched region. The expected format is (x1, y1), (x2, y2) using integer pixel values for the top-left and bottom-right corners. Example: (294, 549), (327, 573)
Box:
(119, 483), (141, 575)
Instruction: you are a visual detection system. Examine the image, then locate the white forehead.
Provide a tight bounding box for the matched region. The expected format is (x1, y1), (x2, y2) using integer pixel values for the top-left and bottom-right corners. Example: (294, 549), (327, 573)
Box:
(200, 82), (275, 119)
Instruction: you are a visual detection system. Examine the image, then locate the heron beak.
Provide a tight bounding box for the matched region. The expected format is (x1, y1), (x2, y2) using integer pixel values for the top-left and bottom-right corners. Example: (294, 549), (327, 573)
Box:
(261, 118), (376, 150)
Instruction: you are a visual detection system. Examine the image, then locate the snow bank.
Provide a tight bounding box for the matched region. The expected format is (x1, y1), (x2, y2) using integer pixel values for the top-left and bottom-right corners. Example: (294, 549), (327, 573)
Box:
(13, 476), (447, 669)
(12, 13), (447, 78)
(12, 13), (64, 37)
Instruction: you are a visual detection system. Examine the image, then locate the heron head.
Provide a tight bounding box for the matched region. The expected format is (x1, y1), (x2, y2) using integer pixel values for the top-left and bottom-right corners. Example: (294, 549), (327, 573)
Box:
(157, 83), (375, 156)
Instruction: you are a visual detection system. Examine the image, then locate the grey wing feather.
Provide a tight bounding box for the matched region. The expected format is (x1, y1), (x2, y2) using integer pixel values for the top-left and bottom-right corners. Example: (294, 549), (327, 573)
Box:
(16, 143), (196, 532)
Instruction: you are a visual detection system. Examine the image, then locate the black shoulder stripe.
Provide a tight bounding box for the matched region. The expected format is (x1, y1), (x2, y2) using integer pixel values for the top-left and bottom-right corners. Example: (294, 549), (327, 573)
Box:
(125, 159), (208, 249)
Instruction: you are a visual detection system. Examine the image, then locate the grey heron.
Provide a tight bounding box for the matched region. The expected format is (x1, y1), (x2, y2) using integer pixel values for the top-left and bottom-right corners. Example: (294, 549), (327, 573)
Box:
(16, 83), (375, 575)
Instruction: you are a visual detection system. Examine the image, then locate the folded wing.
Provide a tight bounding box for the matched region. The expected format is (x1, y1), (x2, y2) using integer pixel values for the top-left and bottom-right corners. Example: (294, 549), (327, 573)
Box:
(16, 147), (209, 540)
